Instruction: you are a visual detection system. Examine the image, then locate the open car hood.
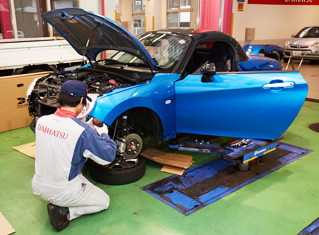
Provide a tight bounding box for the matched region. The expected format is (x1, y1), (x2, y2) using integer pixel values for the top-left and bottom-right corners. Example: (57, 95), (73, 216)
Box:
(42, 8), (157, 71)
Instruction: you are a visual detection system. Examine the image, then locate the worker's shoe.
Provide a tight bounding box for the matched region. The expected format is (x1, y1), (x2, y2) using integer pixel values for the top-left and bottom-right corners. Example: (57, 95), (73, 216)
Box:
(47, 203), (70, 231)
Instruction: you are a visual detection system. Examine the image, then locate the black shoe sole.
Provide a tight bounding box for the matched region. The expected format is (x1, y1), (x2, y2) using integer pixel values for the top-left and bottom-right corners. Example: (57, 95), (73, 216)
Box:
(47, 203), (70, 231)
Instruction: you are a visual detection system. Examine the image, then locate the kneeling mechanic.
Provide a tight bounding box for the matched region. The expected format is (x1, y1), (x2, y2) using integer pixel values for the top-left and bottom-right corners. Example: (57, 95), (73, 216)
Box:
(32, 80), (116, 231)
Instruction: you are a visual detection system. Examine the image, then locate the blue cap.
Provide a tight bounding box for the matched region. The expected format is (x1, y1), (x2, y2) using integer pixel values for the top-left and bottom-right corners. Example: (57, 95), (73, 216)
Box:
(60, 80), (92, 102)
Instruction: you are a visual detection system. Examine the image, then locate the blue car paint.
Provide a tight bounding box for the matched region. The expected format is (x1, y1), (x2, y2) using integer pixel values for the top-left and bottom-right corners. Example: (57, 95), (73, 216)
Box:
(39, 8), (308, 142)
(239, 56), (281, 71)
(42, 8), (157, 71)
(243, 44), (283, 56)
(175, 71), (308, 139)
(91, 71), (307, 141)
(90, 73), (181, 139)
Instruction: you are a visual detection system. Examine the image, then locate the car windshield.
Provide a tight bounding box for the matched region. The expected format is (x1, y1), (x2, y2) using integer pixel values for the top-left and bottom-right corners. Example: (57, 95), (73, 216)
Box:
(107, 32), (191, 70)
(294, 27), (319, 38)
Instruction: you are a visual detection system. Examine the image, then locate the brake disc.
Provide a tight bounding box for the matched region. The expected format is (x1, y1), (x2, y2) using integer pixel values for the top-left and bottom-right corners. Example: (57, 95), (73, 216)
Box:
(123, 133), (143, 159)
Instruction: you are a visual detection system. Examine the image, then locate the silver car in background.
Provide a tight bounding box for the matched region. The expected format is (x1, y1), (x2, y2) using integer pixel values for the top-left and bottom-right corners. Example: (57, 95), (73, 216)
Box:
(284, 26), (319, 61)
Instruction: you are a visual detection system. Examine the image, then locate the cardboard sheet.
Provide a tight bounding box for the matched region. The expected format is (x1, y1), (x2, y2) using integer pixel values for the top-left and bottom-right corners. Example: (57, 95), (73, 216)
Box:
(0, 212), (15, 235)
(0, 72), (49, 133)
(12, 142), (36, 159)
(161, 165), (186, 175)
(141, 148), (193, 174)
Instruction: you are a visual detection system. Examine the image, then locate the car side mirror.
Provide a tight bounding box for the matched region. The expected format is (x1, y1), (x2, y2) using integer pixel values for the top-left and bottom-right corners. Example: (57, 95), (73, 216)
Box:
(201, 63), (216, 82)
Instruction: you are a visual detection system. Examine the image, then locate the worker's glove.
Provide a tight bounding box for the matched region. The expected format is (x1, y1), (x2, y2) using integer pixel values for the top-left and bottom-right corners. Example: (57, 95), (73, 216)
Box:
(86, 117), (94, 129)
(93, 123), (109, 136)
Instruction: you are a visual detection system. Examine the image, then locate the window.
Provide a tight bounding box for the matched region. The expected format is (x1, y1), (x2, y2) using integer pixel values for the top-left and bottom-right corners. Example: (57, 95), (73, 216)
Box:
(4, 0), (78, 39)
(133, 15), (145, 36)
(132, 0), (145, 36)
(167, 0), (191, 29)
(133, 0), (145, 12)
(168, 0), (190, 9)
(109, 32), (191, 72)
(13, 0), (48, 38)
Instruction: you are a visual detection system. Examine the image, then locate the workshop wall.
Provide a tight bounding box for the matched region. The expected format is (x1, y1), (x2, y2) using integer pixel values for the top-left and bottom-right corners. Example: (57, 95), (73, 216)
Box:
(232, 1), (319, 46)
(78, 0), (101, 15)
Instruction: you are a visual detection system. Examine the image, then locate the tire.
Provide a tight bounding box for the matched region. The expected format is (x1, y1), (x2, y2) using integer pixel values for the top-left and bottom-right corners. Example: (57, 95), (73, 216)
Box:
(266, 51), (281, 61)
(87, 157), (146, 185)
(272, 51), (281, 61)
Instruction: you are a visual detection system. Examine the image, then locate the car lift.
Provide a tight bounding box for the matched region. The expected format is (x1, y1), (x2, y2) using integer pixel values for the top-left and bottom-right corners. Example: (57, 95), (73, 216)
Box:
(168, 136), (282, 172)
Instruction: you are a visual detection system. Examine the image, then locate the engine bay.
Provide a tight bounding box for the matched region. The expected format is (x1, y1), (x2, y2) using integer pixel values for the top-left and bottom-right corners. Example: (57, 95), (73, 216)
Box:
(28, 68), (136, 117)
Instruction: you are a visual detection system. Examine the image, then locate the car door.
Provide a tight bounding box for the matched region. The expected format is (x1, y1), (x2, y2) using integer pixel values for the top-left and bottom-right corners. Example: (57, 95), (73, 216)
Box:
(174, 71), (308, 140)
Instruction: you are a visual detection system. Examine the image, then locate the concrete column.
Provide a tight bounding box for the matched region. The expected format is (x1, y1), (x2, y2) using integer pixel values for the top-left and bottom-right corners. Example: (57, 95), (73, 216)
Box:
(159, 0), (167, 30)
(190, 0), (199, 30)
(119, 0), (133, 32)
(142, 0), (164, 31)
(103, 0), (117, 21)
(145, 0), (153, 31)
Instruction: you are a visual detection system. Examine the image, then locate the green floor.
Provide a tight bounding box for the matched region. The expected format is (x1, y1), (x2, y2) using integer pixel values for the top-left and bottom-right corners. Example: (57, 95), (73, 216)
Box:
(1, 101), (319, 235)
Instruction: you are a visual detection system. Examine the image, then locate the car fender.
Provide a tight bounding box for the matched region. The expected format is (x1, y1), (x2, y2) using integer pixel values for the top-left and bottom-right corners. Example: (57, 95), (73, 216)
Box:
(239, 56), (281, 71)
(89, 73), (181, 139)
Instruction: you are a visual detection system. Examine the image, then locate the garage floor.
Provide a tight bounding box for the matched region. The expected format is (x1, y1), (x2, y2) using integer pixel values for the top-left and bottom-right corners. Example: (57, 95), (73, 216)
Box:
(1, 61), (319, 235)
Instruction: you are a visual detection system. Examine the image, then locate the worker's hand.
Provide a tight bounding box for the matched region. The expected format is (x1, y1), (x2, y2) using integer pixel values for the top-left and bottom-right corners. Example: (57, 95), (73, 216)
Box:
(93, 123), (109, 136)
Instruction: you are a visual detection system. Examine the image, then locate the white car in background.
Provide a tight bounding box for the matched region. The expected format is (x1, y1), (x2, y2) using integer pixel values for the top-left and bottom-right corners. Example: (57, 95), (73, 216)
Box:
(284, 26), (319, 61)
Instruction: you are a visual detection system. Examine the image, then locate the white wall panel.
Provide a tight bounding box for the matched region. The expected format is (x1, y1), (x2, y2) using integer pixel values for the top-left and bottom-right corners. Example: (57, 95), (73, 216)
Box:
(232, 1), (319, 46)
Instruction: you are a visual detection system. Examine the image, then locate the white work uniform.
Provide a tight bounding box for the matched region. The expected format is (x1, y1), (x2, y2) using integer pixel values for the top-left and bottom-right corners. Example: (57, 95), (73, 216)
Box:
(32, 108), (116, 220)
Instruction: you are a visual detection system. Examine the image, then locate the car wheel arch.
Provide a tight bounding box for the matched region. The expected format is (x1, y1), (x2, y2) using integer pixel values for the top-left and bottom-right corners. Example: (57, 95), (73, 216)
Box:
(109, 107), (164, 143)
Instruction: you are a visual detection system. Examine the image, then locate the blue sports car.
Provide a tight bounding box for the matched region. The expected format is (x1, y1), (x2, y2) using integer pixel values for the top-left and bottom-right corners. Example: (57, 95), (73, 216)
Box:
(243, 44), (284, 61)
(27, 8), (308, 184)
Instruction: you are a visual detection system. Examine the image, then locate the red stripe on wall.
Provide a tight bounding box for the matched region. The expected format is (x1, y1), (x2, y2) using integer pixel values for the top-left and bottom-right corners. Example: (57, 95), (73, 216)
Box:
(223, 0), (233, 35)
(199, 0), (220, 31)
(0, 0), (13, 39)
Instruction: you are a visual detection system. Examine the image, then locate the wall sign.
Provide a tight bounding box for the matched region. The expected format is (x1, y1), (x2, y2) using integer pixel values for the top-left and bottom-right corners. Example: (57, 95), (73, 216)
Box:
(248, 0), (319, 5)
(238, 2), (244, 11)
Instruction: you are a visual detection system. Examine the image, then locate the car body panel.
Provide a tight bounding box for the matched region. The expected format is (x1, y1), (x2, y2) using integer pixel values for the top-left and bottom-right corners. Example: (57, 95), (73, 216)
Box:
(175, 71), (308, 139)
(27, 8), (309, 143)
(42, 8), (157, 70)
(243, 44), (283, 56)
(90, 70), (308, 140)
(90, 73), (180, 139)
(238, 56), (280, 71)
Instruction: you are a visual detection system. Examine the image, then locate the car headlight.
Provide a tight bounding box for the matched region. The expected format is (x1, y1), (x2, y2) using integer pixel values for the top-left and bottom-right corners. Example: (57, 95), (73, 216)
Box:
(311, 41), (319, 48)
(26, 77), (41, 100)
(285, 40), (290, 47)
